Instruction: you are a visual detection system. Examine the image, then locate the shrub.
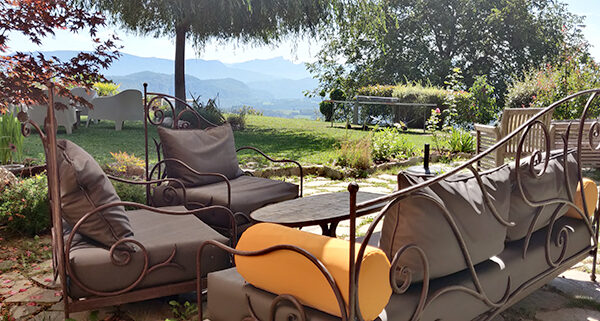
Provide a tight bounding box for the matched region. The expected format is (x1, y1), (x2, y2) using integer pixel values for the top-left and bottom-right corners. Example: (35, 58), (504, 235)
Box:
(0, 112), (24, 165)
(328, 88), (351, 122)
(189, 95), (226, 128)
(319, 100), (334, 121)
(336, 137), (372, 171)
(392, 82), (448, 107)
(371, 127), (417, 161)
(505, 49), (600, 119)
(239, 105), (262, 116)
(447, 128), (475, 153)
(0, 173), (50, 236)
(157, 94), (226, 129)
(504, 70), (545, 109)
(449, 76), (499, 127)
(113, 181), (146, 210)
(426, 108), (449, 152)
(93, 82), (120, 96)
(227, 106), (248, 131)
(355, 84), (395, 97)
(105, 151), (145, 178)
(227, 113), (246, 131)
(446, 90), (472, 125)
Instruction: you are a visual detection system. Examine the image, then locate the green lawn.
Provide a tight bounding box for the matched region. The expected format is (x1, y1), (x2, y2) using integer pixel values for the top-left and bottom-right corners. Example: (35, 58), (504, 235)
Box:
(22, 115), (433, 166)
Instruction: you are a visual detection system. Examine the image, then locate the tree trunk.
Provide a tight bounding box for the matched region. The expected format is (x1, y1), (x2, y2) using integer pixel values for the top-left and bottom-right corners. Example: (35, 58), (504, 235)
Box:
(174, 26), (187, 109)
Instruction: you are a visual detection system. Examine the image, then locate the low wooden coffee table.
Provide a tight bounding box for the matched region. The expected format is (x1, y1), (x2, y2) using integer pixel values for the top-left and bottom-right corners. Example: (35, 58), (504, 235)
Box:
(250, 191), (385, 237)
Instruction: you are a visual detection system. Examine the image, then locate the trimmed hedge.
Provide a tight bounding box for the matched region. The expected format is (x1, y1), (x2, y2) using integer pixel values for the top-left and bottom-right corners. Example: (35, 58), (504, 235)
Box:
(357, 77), (501, 128)
(356, 83), (448, 128)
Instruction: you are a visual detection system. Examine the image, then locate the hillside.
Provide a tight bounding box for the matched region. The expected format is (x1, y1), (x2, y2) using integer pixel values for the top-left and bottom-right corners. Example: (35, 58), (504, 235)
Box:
(109, 71), (319, 116)
(35, 51), (320, 118)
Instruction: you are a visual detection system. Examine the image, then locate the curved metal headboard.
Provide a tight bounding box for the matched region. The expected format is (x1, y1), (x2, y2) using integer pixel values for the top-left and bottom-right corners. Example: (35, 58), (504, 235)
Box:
(348, 88), (600, 320)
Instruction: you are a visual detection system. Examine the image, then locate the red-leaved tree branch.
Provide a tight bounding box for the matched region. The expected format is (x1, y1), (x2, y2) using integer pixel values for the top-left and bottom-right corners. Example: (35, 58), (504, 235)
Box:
(0, 0), (120, 113)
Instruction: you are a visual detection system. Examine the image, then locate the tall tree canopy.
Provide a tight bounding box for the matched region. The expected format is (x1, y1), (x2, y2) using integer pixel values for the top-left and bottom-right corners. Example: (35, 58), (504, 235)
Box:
(0, 0), (120, 113)
(308, 0), (588, 103)
(84, 0), (332, 103)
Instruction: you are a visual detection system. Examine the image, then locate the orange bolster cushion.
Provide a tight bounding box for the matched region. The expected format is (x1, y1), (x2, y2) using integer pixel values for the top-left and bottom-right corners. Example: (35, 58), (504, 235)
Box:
(566, 178), (598, 219)
(235, 223), (392, 321)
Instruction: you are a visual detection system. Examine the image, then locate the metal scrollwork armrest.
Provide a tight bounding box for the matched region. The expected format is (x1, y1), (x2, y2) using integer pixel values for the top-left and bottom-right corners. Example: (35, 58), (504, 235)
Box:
(64, 202), (238, 297)
(107, 175), (179, 186)
(149, 158), (232, 208)
(107, 175), (191, 208)
(236, 146), (304, 197)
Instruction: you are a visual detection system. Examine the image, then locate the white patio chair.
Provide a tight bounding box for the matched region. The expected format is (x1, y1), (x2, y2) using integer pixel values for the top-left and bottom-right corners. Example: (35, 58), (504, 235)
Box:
(70, 87), (97, 126)
(26, 94), (77, 134)
(88, 89), (143, 131)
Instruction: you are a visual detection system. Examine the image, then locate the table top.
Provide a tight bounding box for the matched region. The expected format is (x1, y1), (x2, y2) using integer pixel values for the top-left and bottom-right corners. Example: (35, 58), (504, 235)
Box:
(250, 191), (385, 227)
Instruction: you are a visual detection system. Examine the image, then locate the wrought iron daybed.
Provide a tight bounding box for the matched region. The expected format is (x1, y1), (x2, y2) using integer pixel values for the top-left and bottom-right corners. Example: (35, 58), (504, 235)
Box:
(199, 89), (600, 321)
(20, 83), (237, 319)
(141, 84), (304, 235)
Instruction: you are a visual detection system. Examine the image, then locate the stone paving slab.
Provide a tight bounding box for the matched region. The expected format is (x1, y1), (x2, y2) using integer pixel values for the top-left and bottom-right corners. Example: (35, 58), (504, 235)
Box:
(10, 305), (40, 319)
(536, 308), (600, 321)
(4, 285), (62, 304)
(32, 310), (64, 321)
(550, 270), (600, 302)
(30, 273), (61, 289)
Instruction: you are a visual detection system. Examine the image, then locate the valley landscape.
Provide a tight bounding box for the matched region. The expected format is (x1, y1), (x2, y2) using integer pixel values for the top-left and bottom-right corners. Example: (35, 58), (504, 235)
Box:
(46, 51), (321, 119)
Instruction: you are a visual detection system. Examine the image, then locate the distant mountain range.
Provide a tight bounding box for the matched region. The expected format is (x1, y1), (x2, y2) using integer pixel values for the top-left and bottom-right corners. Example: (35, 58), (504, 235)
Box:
(40, 51), (319, 118)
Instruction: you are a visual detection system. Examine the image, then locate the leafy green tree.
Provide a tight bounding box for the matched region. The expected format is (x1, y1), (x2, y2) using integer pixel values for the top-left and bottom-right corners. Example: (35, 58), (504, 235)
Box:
(83, 0), (331, 104)
(308, 0), (587, 105)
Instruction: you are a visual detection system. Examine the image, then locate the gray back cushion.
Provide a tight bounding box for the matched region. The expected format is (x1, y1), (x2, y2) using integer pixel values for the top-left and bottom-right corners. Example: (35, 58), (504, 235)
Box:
(506, 150), (578, 241)
(379, 165), (511, 282)
(157, 124), (243, 187)
(57, 140), (133, 249)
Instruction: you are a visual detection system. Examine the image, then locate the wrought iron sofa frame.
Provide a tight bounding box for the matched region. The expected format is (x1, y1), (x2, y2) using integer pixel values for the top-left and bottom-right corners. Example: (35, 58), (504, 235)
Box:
(20, 83), (238, 319)
(141, 83), (304, 211)
(197, 89), (600, 321)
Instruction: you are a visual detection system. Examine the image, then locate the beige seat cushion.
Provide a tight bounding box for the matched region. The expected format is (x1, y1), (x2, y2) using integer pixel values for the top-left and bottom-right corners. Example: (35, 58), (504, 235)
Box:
(57, 139), (133, 249)
(157, 124), (243, 186)
(68, 206), (231, 298)
(152, 175), (299, 227)
(379, 165), (511, 282)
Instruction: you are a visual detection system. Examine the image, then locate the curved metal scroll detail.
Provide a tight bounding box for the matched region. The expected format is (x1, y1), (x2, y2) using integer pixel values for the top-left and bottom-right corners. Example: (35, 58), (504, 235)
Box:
(18, 111), (47, 143)
(147, 158), (232, 208)
(237, 146), (305, 197)
(242, 293), (308, 321)
(145, 93), (218, 129)
(588, 121), (600, 151)
(389, 244), (429, 321)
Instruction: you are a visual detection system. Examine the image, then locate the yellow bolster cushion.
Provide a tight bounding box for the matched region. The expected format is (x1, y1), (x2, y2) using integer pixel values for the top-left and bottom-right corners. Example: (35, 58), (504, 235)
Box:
(235, 223), (392, 321)
(566, 178), (598, 219)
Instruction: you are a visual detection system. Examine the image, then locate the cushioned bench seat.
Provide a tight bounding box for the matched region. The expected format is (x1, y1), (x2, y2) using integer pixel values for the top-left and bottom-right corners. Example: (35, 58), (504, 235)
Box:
(500, 217), (593, 293)
(152, 176), (299, 226)
(207, 217), (591, 321)
(68, 206), (231, 298)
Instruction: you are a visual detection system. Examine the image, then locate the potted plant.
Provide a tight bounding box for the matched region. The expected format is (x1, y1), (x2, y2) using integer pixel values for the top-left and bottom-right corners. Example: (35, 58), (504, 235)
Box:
(0, 111), (24, 173)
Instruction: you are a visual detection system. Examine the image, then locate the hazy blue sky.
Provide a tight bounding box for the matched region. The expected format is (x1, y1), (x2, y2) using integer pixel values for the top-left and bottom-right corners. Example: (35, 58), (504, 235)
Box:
(7, 0), (600, 64)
